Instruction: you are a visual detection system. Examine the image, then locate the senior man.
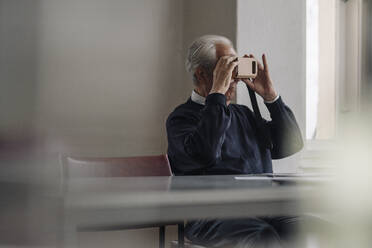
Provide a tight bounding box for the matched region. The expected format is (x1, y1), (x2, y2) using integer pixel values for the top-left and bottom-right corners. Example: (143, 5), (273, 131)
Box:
(166, 35), (304, 247)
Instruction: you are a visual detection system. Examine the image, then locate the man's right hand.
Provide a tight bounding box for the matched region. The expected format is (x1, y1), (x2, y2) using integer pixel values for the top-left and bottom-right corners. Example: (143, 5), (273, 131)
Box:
(209, 56), (238, 95)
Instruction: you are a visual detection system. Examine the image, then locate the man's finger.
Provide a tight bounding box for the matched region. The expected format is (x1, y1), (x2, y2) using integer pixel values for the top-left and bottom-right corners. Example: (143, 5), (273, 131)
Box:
(225, 56), (237, 65)
(249, 54), (264, 71)
(227, 61), (239, 73)
(220, 55), (233, 65)
(243, 78), (255, 90)
(262, 54), (269, 73)
(214, 56), (225, 70)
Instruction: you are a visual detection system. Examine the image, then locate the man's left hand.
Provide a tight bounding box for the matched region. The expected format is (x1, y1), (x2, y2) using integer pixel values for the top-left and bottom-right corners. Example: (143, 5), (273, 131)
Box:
(242, 54), (278, 102)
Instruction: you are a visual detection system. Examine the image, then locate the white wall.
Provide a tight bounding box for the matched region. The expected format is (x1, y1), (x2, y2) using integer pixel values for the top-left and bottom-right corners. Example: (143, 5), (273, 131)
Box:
(236, 0), (306, 172)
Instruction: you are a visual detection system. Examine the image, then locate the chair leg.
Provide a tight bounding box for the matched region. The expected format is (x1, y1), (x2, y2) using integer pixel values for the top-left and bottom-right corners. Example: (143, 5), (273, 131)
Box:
(159, 226), (165, 248)
(178, 223), (184, 248)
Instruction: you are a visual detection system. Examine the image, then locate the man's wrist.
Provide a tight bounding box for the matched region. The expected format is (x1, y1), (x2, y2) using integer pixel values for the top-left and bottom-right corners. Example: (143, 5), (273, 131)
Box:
(209, 88), (225, 95)
(264, 94), (280, 104)
(262, 90), (278, 102)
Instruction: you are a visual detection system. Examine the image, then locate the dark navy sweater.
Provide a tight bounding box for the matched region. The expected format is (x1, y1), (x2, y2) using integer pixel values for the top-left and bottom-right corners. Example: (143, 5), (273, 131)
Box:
(166, 93), (303, 175)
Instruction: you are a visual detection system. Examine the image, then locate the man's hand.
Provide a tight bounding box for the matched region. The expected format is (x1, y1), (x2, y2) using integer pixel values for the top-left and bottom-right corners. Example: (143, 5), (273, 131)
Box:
(242, 54), (277, 102)
(209, 56), (238, 95)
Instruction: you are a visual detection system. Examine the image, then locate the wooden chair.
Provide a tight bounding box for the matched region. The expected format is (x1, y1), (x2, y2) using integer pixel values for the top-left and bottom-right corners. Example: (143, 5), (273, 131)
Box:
(61, 154), (172, 178)
(60, 154), (186, 248)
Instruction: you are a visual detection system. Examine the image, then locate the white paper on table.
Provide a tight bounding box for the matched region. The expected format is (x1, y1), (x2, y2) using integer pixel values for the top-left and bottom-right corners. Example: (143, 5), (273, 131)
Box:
(234, 176), (272, 180)
(234, 176), (332, 182)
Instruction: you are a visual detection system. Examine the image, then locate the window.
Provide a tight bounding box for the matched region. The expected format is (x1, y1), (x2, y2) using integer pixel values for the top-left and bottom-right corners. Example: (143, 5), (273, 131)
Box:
(306, 0), (362, 141)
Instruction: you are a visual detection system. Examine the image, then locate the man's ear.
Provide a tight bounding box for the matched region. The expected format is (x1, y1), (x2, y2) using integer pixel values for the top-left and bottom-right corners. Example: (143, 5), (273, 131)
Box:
(195, 66), (209, 84)
(194, 67), (203, 84)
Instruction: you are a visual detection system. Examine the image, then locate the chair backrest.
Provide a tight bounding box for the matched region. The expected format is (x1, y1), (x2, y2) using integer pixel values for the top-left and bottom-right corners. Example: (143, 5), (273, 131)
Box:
(61, 154), (172, 179)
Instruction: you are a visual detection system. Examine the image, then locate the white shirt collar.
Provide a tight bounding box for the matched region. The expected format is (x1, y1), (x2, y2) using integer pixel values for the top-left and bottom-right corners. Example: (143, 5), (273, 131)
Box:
(191, 90), (206, 105)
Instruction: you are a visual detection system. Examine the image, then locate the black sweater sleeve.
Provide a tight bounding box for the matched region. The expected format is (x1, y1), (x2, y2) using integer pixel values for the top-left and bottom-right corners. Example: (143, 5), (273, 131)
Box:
(264, 96), (304, 159)
(166, 93), (231, 169)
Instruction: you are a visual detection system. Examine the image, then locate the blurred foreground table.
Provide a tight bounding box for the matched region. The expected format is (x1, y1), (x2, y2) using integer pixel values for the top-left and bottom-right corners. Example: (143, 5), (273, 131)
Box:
(62, 174), (332, 247)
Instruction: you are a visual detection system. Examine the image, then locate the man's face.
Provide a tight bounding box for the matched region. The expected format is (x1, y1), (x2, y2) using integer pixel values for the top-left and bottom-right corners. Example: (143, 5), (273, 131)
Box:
(214, 43), (238, 102)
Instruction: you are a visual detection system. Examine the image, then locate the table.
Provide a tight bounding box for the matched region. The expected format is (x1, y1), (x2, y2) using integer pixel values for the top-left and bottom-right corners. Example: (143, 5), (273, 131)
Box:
(62, 174), (332, 247)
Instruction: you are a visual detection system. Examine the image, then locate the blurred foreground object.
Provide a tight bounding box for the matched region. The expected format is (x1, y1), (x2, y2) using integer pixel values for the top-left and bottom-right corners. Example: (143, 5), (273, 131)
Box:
(0, 130), (61, 247)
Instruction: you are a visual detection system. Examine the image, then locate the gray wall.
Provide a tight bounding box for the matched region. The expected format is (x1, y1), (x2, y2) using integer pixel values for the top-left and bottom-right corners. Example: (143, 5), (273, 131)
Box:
(32, 0), (237, 157)
(1, 0), (303, 167)
(0, 0), (39, 134)
(0, 0), (236, 247)
(182, 0), (237, 100)
(183, 0), (237, 49)
(33, 0), (184, 157)
(236, 0), (306, 172)
(1, 0), (184, 246)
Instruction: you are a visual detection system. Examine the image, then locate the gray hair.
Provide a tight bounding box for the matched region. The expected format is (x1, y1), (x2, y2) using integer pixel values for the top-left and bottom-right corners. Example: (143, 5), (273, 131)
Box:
(185, 35), (233, 85)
